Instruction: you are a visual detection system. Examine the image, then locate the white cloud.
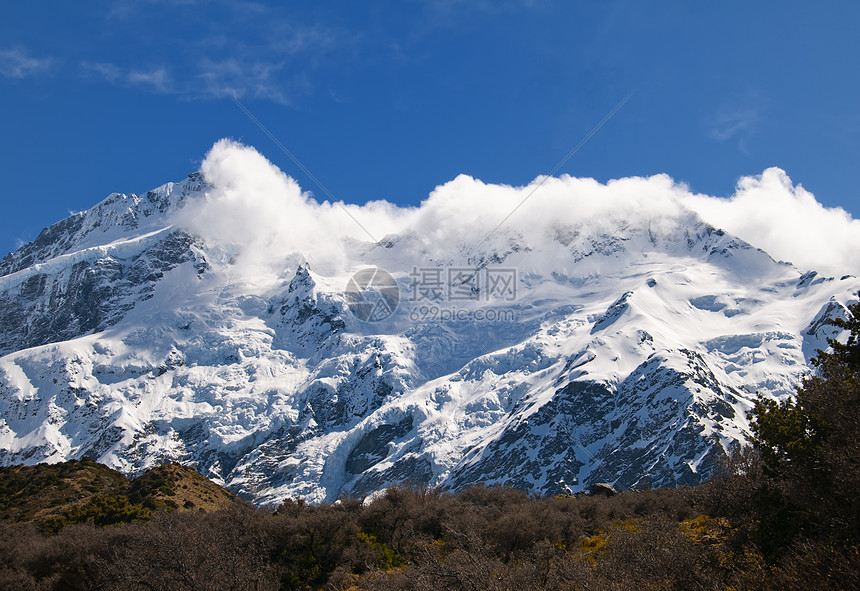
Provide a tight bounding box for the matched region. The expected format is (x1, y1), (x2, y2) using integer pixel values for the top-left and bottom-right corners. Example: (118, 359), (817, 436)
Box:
(126, 67), (172, 93)
(98, 3), (339, 104)
(709, 96), (765, 155)
(82, 62), (173, 93)
(107, 0), (199, 20)
(176, 140), (860, 278)
(0, 48), (53, 78)
(683, 168), (860, 275)
(81, 57), (302, 103)
(81, 62), (123, 82)
(196, 59), (290, 104)
(710, 106), (758, 142)
(174, 140), (370, 275)
(3, 7), (343, 105)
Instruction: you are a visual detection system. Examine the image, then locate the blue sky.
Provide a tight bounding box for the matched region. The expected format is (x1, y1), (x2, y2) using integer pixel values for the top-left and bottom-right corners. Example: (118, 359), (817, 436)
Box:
(1, 1), (859, 258)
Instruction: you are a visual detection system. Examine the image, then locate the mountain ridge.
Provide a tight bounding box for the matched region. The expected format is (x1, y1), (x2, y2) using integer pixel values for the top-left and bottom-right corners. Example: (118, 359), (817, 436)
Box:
(1, 146), (857, 505)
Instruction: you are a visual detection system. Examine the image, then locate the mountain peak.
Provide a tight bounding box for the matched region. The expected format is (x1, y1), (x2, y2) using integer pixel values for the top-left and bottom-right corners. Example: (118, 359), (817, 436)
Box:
(1, 155), (859, 504)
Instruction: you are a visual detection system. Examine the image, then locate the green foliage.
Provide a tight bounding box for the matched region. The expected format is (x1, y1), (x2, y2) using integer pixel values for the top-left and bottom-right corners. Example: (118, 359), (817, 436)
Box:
(357, 531), (404, 571)
(0, 460), (128, 520)
(747, 292), (860, 551)
(749, 396), (820, 476)
(815, 297), (860, 371)
(43, 494), (151, 532)
(750, 296), (860, 475)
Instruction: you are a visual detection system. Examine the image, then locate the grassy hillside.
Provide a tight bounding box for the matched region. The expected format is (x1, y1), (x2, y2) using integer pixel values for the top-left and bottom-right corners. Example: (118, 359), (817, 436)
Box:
(126, 462), (239, 513)
(0, 458), (239, 530)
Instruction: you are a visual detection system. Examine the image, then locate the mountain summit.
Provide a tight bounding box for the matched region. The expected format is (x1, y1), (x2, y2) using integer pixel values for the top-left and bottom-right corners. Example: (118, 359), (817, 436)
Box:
(1, 141), (857, 504)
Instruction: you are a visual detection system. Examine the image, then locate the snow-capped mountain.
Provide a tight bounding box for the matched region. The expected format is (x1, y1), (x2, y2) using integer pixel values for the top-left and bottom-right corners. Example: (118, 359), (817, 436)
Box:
(1, 140), (857, 504)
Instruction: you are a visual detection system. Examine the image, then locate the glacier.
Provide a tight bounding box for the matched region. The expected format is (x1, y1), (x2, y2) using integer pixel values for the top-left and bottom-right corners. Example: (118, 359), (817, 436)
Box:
(0, 140), (857, 505)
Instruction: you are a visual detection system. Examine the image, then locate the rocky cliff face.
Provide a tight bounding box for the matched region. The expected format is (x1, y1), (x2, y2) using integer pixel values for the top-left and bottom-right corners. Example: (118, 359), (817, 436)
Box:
(0, 161), (856, 505)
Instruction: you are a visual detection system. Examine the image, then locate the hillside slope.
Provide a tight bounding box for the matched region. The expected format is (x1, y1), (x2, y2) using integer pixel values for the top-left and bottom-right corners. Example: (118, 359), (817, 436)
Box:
(0, 459), (239, 527)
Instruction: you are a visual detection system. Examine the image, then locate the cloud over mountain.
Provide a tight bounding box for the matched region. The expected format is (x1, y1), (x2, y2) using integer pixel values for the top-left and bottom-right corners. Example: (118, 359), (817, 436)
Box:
(178, 140), (860, 278)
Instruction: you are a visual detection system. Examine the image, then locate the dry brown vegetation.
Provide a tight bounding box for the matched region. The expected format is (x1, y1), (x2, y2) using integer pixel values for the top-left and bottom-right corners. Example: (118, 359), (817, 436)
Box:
(0, 475), (856, 591)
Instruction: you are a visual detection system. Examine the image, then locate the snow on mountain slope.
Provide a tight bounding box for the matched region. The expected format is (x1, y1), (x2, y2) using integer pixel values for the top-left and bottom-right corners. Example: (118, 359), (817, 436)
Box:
(1, 140), (858, 504)
(0, 173), (208, 356)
